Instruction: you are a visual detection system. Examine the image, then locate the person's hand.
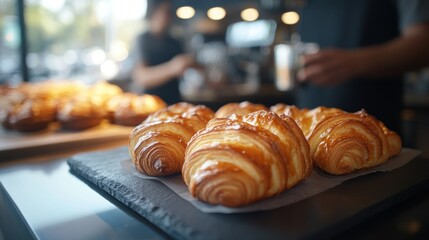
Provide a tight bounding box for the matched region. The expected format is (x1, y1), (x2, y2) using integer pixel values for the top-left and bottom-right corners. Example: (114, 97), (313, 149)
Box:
(170, 54), (195, 76)
(297, 49), (365, 86)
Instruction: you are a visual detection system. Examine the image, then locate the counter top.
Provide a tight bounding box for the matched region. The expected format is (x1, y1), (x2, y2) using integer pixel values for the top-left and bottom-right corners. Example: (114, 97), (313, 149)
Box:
(0, 145), (170, 240)
(1, 145), (429, 240)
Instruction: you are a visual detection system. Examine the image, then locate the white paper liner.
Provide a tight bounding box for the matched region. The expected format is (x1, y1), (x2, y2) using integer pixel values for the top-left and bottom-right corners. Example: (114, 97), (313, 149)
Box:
(121, 148), (421, 214)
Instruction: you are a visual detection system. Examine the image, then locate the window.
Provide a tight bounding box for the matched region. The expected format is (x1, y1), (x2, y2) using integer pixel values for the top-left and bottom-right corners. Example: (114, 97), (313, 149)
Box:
(24, 0), (146, 83)
(0, 0), (20, 84)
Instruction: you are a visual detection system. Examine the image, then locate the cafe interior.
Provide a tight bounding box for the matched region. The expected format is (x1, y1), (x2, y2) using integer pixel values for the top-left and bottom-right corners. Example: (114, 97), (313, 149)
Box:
(1, 0), (429, 239)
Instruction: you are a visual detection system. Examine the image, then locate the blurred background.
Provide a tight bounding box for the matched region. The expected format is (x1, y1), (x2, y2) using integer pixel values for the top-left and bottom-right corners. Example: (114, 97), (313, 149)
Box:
(0, 0), (428, 155)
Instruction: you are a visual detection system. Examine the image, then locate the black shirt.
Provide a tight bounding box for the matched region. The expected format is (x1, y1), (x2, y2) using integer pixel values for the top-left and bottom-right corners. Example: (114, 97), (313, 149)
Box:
(136, 32), (183, 105)
(297, 0), (429, 132)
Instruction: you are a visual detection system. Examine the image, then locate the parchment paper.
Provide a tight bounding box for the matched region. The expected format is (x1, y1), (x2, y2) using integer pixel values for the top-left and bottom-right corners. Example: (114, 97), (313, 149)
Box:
(119, 148), (421, 214)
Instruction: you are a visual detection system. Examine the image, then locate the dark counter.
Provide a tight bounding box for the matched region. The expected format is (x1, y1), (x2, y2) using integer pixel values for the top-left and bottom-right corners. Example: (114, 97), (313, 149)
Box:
(1, 149), (429, 240)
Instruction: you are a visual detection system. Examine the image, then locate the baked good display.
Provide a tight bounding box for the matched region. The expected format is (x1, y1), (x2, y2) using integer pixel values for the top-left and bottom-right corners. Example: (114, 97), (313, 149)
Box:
(57, 95), (107, 130)
(129, 103), (215, 176)
(0, 80), (137, 132)
(110, 93), (167, 126)
(271, 104), (402, 175)
(89, 81), (124, 107)
(9, 98), (56, 132)
(0, 88), (27, 129)
(215, 101), (268, 118)
(182, 110), (312, 207)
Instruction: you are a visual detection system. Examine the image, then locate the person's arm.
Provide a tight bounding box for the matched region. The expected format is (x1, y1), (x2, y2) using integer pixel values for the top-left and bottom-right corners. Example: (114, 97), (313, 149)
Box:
(298, 23), (429, 85)
(133, 54), (194, 90)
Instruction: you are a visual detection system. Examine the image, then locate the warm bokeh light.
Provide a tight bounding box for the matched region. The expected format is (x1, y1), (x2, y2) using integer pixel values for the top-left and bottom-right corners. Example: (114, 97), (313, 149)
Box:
(100, 60), (119, 79)
(281, 11), (300, 25)
(111, 40), (129, 62)
(241, 8), (259, 22)
(207, 7), (226, 21)
(176, 6), (195, 20)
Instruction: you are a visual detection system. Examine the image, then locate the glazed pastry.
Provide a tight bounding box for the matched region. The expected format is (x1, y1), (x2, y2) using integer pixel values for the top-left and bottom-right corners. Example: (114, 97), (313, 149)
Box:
(105, 94), (129, 122)
(271, 104), (344, 138)
(306, 110), (401, 175)
(182, 110), (312, 207)
(378, 118), (402, 158)
(89, 81), (123, 107)
(0, 89), (27, 129)
(111, 94), (166, 126)
(129, 103), (214, 176)
(9, 98), (56, 132)
(57, 95), (106, 130)
(1, 80), (123, 132)
(144, 102), (212, 123)
(215, 101), (268, 118)
(0, 107), (12, 129)
(272, 104), (402, 174)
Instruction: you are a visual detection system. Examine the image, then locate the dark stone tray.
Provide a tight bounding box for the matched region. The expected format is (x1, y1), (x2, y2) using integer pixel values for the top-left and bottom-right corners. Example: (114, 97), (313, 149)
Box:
(67, 147), (429, 240)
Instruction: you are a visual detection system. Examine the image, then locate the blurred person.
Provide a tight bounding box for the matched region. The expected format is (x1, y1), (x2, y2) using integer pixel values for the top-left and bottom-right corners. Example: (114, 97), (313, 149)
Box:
(132, 0), (195, 104)
(296, 0), (429, 132)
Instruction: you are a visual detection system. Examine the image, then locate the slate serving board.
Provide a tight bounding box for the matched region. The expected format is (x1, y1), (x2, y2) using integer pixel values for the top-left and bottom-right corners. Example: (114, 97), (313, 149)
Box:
(67, 147), (429, 240)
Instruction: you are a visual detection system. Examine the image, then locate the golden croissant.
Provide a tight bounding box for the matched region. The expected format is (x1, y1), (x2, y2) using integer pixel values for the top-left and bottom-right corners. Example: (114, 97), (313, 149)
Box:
(129, 103), (214, 176)
(271, 104), (344, 138)
(215, 101), (268, 118)
(272, 104), (402, 175)
(182, 110), (312, 207)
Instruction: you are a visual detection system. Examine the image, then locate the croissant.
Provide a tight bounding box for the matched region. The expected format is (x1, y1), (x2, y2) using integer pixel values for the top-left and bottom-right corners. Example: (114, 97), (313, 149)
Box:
(307, 110), (401, 175)
(215, 101), (268, 118)
(183, 110), (312, 207)
(272, 104), (402, 175)
(271, 104), (344, 138)
(129, 103), (214, 176)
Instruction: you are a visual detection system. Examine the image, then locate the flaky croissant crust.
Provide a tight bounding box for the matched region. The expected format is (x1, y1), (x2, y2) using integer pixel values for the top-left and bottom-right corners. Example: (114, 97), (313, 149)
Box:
(215, 101), (268, 118)
(129, 103), (214, 176)
(272, 104), (402, 175)
(308, 112), (392, 174)
(183, 110), (312, 207)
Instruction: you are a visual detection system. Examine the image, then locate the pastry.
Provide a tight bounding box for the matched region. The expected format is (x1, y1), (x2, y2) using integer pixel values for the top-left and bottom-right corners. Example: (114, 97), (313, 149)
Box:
(129, 103), (214, 176)
(306, 110), (401, 175)
(9, 98), (56, 132)
(272, 104), (402, 175)
(271, 104), (402, 175)
(0, 89), (27, 129)
(271, 104), (344, 138)
(89, 81), (123, 107)
(215, 101), (268, 118)
(182, 110), (312, 207)
(105, 94), (129, 123)
(57, 95), (106, 130)
(0, 80), (124, 132)
(111, 94), (166, 126)
(144, 102), (212, 123)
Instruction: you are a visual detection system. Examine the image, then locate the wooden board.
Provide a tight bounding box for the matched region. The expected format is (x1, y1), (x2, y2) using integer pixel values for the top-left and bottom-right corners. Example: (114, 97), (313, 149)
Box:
(0, 122), (132, 160)
(67, 147), (429, 240)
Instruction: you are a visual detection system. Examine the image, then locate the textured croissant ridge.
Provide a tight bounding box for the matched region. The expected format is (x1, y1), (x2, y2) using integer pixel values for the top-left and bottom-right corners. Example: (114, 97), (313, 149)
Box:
(129, 103), (214, 176)
(215, 101), (268, 118)
(271, 104), (402, 175)
(271, 104), (344, 138)
(307, 111), (401, 175)
(183, 110), (312, 207)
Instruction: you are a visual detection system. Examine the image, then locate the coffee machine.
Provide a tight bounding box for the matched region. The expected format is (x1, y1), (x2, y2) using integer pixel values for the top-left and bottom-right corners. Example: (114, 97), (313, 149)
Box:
(180, 19), (277, 100)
